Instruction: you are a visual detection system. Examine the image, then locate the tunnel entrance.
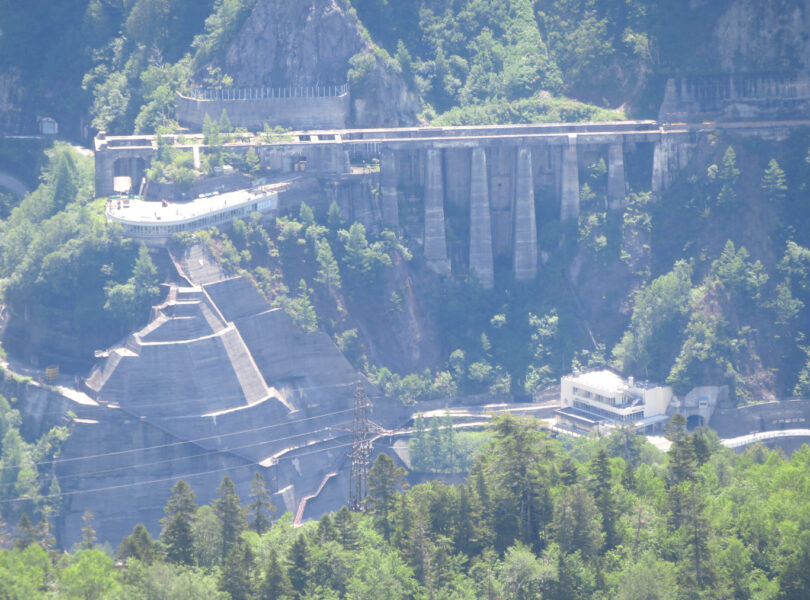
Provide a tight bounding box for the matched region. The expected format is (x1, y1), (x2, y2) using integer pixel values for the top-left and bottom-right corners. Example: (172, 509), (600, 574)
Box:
(687, 414), (704, 430)
(113, 157), (147, 194)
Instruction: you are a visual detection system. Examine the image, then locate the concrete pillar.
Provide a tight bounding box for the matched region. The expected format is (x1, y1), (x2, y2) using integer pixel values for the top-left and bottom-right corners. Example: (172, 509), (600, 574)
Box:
(424, 148), (451, 275)
(469, 147), (494, 289)
(607, 142), (626, 209)
(560, 135), (580, 221)
(513, 147), (538, 281)
(94, 143), (114, 198)
(380, 149), (399, 230)
(651, 135), (667, 198)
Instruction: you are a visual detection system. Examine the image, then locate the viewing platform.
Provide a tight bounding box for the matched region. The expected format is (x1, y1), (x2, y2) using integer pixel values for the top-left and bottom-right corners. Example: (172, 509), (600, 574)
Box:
(105, 181), (287, 244)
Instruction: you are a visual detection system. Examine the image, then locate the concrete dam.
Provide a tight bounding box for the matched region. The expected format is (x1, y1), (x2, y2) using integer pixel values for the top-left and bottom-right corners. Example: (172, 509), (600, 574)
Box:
(77, 110), (810, 545)
(48, 244), (408, 546)
(96, 118), (804, 288)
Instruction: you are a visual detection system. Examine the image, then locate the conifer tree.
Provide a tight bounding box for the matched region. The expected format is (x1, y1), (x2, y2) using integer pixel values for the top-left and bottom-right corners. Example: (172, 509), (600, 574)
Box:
(559, 456), (578, 486)
(219, 108), (232, 134)
(367, 453), (407, 541)
(34, 515), (55, 552)
(80, 509), (96, 550)
(442, 408), (456, 472)
(117, 523), (160, 564)
(717, 146), (740, 205)
(327, 200), (344, 230)
(259, 549), (291, 600)
(410, 413), (428, 471)
(248, 471), (275, 535)
(316, 513), (334, 543)
(298, 202), (315, 227)
(0, 513), (9, 549)
(220, 538), (256, 600)
(761, 158), (787, 203)
(132, 243), (160, 308)
(590, 449), (618, 550)
(427, 416), (443, 471)
(333, 506), (360, 551)
(160, 479), (197, 565)
(287, 534), (309, 599)
(315, 239), (341, 291)
(203, 112), (220, 147)
(48, 150), (79, 214)
(214, 474), (246, 560)
(13, 513), (35, 550)
(245, 146), (260, 174)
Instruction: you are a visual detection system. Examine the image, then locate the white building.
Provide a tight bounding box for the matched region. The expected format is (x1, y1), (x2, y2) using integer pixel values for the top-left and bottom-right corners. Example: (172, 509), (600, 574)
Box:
(556, 369), (673, 434)
(105, 183), (283, 246)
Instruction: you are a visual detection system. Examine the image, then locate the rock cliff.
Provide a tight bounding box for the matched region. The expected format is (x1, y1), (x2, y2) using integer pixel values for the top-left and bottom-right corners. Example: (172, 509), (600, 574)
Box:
(713, 0), (810, 72)
(214, 0), (420, 127)
(0, 68), (26, 135)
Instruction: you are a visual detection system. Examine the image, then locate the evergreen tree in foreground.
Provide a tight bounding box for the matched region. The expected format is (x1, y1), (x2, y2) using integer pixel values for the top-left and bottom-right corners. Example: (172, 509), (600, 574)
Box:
(220, 538), (256, 600)
(259, 548), (291, 600)
(248, 471), (276, 535)
(80, 509), (96, 550)
(214, 474), (247, 561)
(287, 533), (309, 599)
(160, 480), (197, 565)
(117, 523), (160, 564)
(366, 453), (407, 541)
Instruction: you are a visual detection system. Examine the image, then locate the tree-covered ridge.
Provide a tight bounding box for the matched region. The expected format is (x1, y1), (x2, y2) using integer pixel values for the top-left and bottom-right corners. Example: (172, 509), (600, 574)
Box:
(2, 415), (810, 599)
(0, 143), (160, 365)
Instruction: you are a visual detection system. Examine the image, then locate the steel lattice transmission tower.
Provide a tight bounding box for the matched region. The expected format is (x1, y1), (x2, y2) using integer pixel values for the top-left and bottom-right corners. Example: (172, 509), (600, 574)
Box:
(349, 382), (373, 511)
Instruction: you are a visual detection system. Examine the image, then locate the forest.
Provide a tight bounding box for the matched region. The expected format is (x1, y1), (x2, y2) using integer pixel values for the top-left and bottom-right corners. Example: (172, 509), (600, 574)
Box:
(0, 0), (746, 136)
(1, 414), (809, 599)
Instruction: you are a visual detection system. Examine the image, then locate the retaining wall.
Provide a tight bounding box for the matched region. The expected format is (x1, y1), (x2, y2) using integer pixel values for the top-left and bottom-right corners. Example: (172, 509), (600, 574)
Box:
(175, 92), (351, 131)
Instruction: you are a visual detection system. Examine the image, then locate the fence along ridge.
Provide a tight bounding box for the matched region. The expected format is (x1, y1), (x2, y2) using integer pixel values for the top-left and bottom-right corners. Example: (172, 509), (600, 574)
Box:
(186, 83), (349, 101)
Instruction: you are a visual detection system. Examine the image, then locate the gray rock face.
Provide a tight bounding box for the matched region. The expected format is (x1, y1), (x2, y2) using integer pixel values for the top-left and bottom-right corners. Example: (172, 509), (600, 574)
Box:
(217, 0), (419, 127)
(223, 1), (363, 88)
(0, 68), (25, 134)
(713, 0), (810, 72)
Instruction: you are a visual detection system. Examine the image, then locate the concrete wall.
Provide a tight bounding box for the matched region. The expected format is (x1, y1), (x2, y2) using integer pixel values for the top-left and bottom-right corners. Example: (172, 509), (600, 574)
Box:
(710, 399), (810, 438)
(659, 74), (810, 122)
(175, 92), (351, 131)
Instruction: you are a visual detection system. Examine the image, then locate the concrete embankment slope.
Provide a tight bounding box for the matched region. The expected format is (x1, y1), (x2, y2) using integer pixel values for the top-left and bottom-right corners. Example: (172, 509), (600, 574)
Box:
(54, 245), (406, 547)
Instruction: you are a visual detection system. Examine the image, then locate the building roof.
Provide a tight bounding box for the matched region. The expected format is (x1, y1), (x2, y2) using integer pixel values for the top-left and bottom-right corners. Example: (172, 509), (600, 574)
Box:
(565, 369), (626, 395)
(106, 182), (287, 225)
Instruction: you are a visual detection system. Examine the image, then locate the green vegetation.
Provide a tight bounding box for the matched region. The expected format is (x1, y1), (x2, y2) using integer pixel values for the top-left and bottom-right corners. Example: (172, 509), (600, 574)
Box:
(409, 412), (491, 473)
(0, 392), (70, 530)
(2, 415), (810, 599)
(433, 94), (625, 126)
(0, 143), (156, 358)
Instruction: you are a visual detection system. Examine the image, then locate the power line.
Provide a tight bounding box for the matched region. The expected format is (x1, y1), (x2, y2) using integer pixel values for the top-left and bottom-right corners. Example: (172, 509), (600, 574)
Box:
(0, 407), (353, 473)
(0, 425), (352, 491)
(0, 441), (355, 506)
(0, 377), (363, 418)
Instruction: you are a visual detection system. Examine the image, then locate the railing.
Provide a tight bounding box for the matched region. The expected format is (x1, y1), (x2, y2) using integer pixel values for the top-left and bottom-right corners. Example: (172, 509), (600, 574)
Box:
(184, 83), (349, 101)
(107, 189), (279, 240)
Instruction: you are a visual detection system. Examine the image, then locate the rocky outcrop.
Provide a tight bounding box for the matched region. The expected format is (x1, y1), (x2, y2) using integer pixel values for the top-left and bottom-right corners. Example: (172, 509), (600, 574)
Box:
(713, 0), (810, 73)
(0, 68), (27, 135)
(214, 0), (420, 127)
